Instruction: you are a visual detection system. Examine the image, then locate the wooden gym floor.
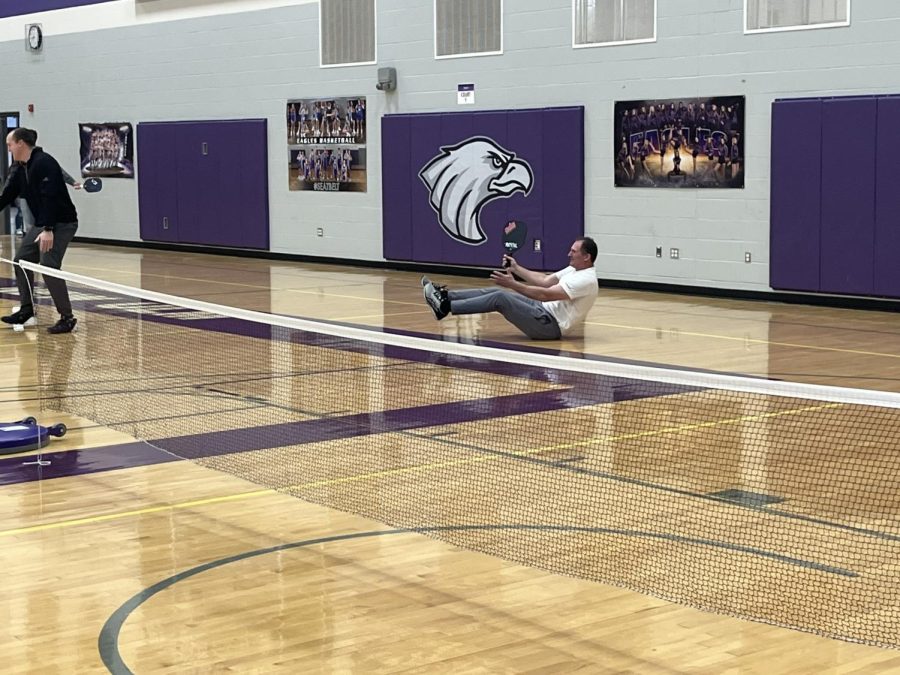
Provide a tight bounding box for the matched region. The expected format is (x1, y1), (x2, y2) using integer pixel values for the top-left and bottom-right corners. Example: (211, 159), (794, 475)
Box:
(3, 240), (900, 673)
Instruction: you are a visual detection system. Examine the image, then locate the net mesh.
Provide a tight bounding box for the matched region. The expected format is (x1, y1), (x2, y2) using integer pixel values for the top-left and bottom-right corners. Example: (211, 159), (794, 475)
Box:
(22, 261), (900, 649)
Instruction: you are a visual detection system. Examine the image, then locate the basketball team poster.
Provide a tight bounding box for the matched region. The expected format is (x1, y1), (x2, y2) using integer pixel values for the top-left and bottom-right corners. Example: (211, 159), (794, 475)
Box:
(287, 96), (367, 192)
(78, 122), (134, 179)
(614, 96), (744, 188)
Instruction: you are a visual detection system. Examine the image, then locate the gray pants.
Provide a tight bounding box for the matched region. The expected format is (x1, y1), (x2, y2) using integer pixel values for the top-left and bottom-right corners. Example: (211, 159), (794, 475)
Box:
(449, 288), (561, 340)
(14, 221), (78, 316)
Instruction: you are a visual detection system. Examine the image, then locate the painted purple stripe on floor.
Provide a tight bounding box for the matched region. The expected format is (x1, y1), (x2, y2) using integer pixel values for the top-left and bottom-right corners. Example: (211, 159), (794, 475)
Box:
(0, 371), (692, 486)
(154, 389), (591, 458)
(0, 375), (684, 486)
(0, 441), (177, 486)
(0, 278), (699, 486)
(155, 377), (694, 459)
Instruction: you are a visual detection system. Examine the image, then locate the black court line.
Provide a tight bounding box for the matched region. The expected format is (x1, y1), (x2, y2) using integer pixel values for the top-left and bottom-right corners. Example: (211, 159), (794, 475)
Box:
(415, 430), (900, 545)
(97, 524), (857, 674)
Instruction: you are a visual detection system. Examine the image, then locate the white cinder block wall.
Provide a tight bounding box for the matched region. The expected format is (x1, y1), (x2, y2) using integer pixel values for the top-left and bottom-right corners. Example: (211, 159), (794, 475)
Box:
(0, 0), (896, 292)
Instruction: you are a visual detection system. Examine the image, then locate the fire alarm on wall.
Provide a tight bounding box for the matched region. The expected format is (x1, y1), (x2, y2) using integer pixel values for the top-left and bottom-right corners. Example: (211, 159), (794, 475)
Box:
(27, 104), (34, 113)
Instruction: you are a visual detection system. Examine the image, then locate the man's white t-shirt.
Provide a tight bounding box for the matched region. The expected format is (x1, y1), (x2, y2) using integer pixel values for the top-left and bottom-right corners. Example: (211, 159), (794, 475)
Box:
(542, 266), (598, 334)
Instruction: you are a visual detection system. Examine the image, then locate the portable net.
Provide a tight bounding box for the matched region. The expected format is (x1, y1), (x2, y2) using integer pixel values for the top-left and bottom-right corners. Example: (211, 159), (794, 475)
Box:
(19, 261), (900, 648)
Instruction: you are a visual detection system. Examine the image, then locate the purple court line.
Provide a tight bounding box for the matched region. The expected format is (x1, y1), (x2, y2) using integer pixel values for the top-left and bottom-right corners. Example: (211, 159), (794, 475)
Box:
(0, 378), (693, 486)
(0, 278), (698, 485)
(0, 442), (177, 487)
(154, 388), (619, 458)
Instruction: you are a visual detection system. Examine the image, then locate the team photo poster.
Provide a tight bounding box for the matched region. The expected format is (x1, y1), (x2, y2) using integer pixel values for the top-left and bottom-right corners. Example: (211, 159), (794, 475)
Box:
(288, 147), (367, 193)
(614, 96), (744, 188)
(287, 97), (367, 192)
(79, 123), (134, 178)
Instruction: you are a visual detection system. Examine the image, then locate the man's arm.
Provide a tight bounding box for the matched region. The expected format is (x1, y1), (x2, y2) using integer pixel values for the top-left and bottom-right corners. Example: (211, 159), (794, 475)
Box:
(503, 256), (558, 288)
(60, 168), (82, 189)
(491, 269), (570, 302)
(0, 166), (22, 211)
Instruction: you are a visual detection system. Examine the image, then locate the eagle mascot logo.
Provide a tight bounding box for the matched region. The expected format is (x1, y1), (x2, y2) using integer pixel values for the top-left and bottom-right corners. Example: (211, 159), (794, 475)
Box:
(419, 137), (534, 245)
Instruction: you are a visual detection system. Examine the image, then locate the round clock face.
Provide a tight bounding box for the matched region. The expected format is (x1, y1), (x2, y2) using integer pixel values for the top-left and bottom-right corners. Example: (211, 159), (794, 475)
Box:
(28, 26), (42, 50)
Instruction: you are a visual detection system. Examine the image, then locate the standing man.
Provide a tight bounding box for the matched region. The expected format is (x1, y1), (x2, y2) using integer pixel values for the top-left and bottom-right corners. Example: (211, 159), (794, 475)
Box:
(0, 128), (79, 334)
(422, 237), (599, 340)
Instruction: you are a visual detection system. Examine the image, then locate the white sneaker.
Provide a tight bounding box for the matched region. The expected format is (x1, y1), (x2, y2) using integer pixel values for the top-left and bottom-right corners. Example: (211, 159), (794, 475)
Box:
(12, 316), (37, 333)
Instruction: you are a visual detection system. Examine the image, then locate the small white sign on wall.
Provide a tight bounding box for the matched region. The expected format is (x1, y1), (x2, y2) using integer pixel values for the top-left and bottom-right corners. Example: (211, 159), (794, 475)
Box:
(457, 83), (475, 105)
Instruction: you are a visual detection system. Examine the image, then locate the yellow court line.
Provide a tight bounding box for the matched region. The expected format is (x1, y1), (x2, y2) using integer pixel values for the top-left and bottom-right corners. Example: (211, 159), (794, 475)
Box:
(330, 311), (429, 321)
(67, 265), (267, 291)
(277, 287), (424, 307)
(67, 264), (426, 307)
(588, 321), (900, 360)
(294, 454), (502, 490)
(0, 400), (843, 538)
(531, 402), (843, 455)
(279, 402), (844, 489)
(0, 488), (274, 538)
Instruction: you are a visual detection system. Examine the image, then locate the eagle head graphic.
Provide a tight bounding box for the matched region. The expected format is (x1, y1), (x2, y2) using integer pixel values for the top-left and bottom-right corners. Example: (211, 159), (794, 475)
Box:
(419, 137), (534, 245)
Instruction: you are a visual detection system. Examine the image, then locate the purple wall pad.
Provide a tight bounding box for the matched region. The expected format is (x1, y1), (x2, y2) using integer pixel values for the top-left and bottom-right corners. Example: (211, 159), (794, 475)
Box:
(383, 107), (584, 271)
(0, 0), (113, 17)
(381, 118), (413, 260)
(139, 120), (269, 250)
(769, 93), (900, 299)
(541, 107), (585, 271)
(770, 99), (822, 292)
(874, 96), (900, 296)
(819, 97), (876, 295)
(138, 123), (180, 243)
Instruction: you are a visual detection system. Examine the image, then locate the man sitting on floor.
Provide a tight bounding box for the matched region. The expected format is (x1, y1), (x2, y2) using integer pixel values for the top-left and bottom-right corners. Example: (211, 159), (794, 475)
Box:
(422, 237), (598, 340)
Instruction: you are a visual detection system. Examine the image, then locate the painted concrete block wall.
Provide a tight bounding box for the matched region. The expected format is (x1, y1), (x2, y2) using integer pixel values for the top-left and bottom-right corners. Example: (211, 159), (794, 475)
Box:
(0, 0), (898, 292)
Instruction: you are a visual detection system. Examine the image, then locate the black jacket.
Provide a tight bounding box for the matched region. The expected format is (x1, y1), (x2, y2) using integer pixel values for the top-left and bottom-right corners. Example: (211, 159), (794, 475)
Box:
(0, 147), (78, 231)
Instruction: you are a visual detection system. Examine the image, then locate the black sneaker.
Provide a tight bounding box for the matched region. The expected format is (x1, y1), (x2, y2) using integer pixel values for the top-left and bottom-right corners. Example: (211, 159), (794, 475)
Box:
(422, 278), (450, 320)
(47, 315), (77, 334)
(1, 308), (35, 327)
